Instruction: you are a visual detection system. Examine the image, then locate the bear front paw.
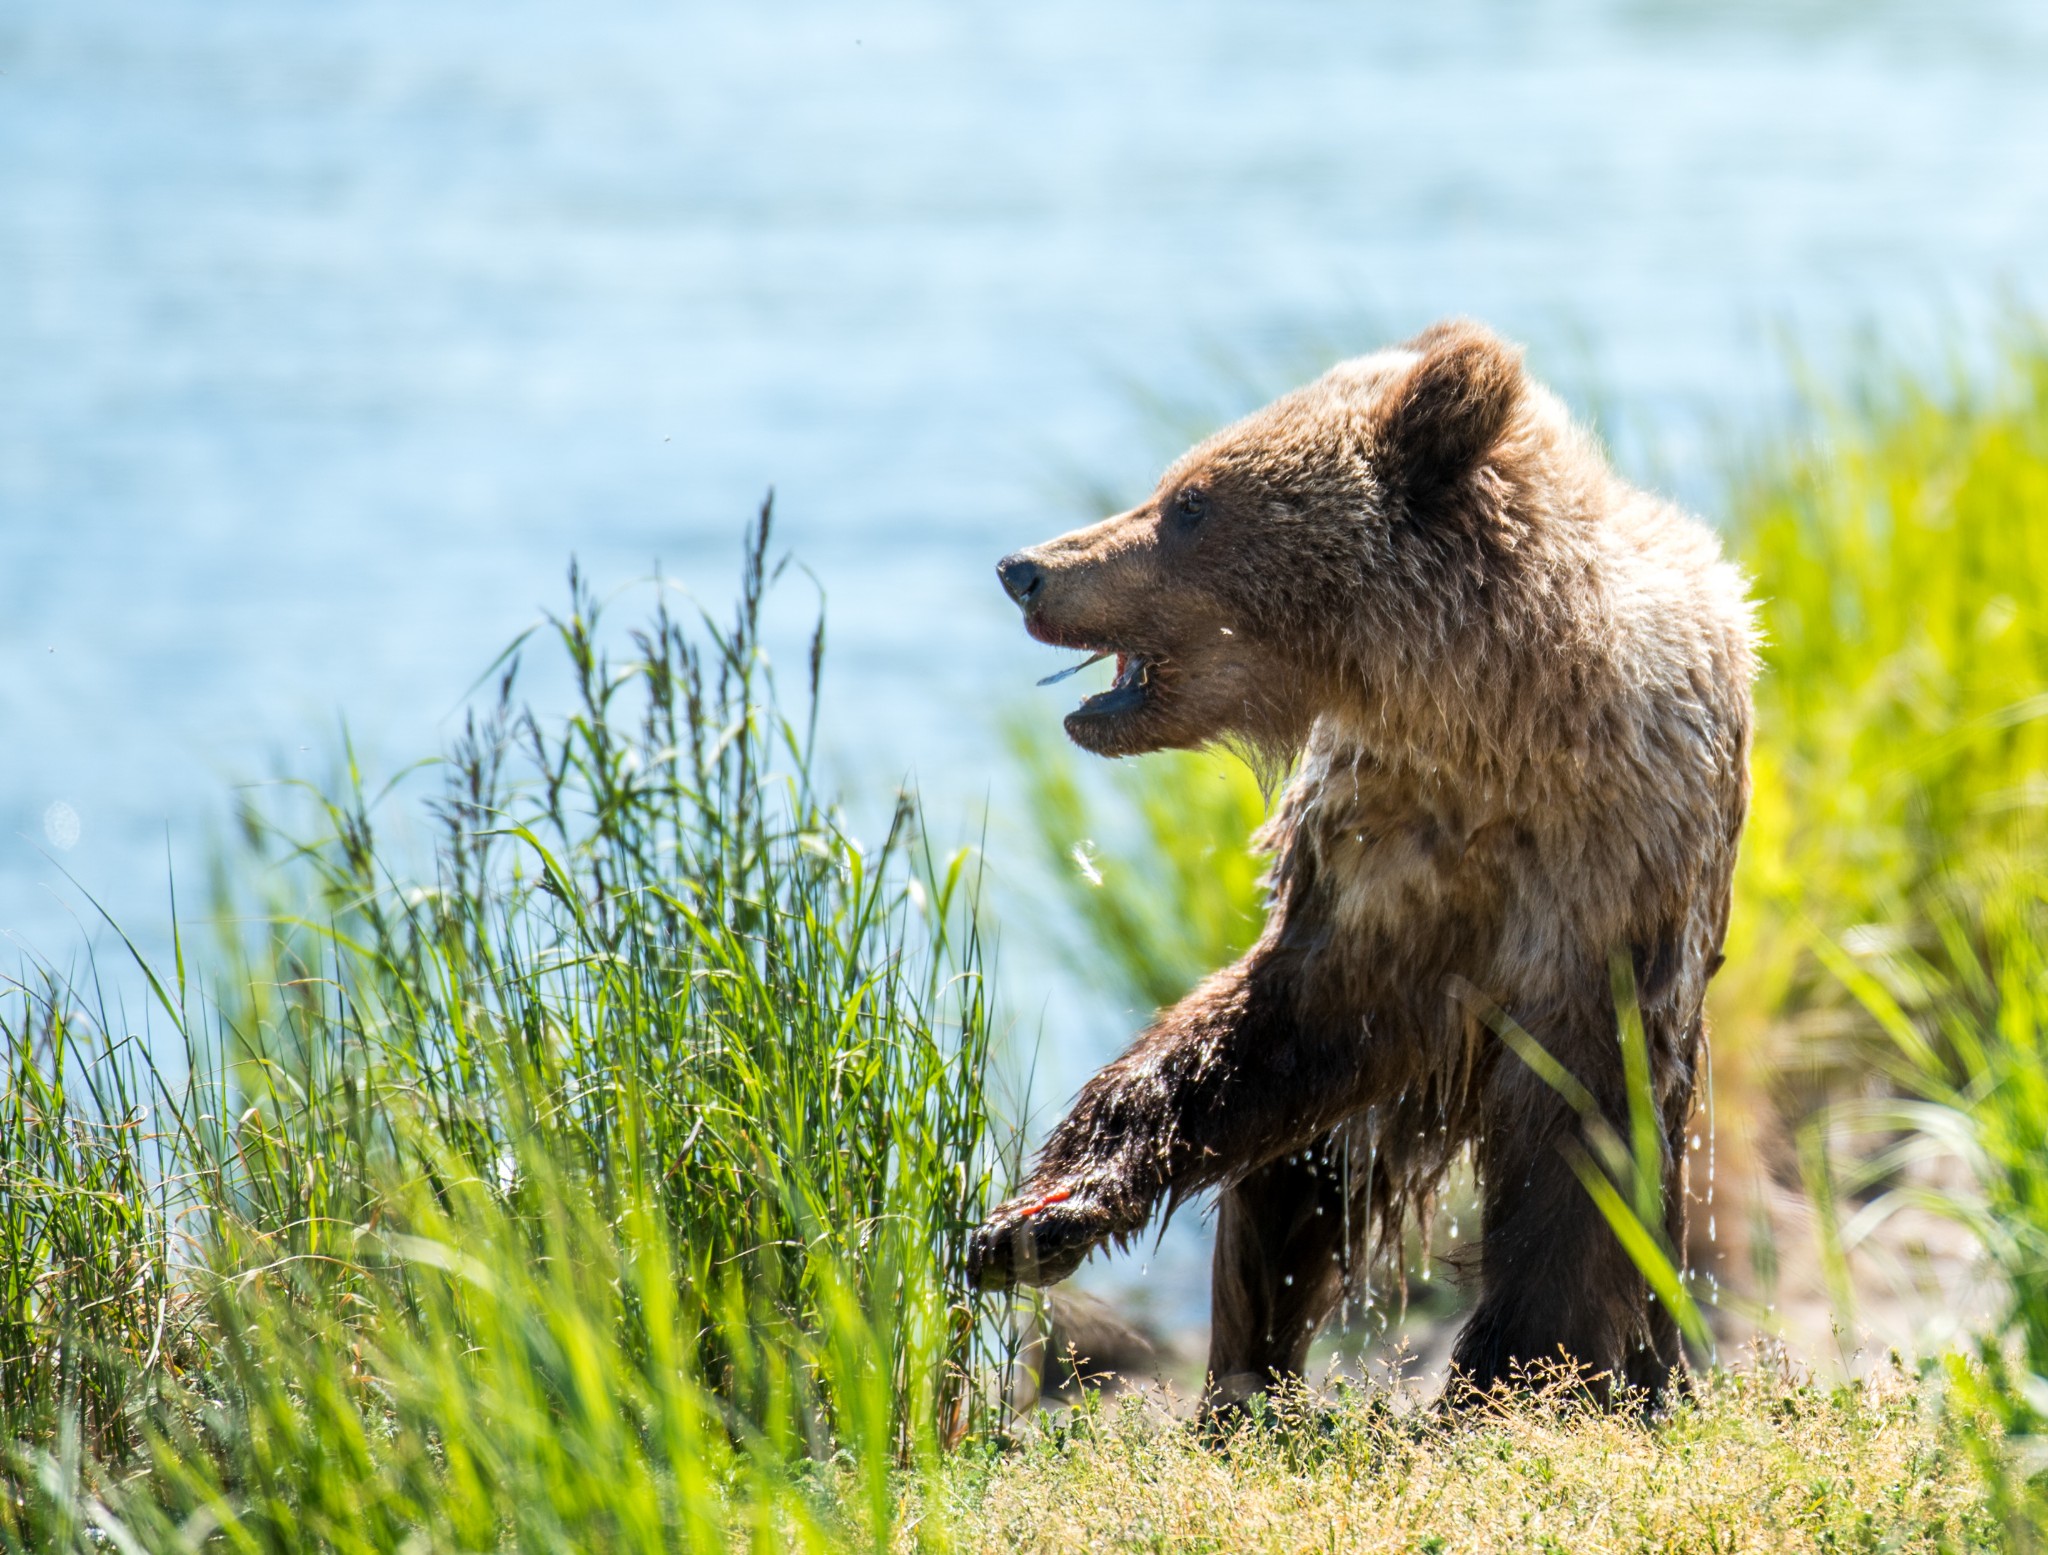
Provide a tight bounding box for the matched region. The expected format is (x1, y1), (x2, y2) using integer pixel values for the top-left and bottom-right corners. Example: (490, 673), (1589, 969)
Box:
(966, 1186), (1115, 1290)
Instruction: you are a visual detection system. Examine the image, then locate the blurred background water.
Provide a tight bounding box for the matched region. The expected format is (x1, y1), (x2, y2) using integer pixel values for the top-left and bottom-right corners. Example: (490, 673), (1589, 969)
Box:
(3, 0), (2047, 1177)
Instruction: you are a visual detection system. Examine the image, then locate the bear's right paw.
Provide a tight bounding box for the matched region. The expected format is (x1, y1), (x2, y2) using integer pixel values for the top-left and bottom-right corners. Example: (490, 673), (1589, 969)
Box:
(966, 1188), (1115, 1290)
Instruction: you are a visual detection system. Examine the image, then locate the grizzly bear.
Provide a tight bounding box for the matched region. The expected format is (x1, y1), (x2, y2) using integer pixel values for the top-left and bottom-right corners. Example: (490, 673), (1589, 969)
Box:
(971, 320), (1755, 1408)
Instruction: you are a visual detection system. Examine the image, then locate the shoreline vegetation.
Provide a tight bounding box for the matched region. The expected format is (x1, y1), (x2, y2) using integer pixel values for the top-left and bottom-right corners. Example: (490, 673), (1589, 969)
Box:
(8, 326), (2048, 1549)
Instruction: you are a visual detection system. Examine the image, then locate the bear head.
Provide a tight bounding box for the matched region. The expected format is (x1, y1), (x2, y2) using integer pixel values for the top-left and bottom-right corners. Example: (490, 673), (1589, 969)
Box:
(997, 319), (1534, 762)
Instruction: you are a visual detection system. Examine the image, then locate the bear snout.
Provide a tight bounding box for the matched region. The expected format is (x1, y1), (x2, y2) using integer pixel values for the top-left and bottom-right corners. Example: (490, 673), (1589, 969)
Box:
(995, 552), (1044, 607)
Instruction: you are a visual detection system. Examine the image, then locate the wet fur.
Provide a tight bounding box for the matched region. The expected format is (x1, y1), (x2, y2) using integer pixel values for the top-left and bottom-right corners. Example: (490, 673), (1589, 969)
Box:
(971, 320), (1755, 1408)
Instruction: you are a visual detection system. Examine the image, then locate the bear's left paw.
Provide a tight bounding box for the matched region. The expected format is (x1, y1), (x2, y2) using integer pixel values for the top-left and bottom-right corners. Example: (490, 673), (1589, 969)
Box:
(966, 1187), (1118, 1290)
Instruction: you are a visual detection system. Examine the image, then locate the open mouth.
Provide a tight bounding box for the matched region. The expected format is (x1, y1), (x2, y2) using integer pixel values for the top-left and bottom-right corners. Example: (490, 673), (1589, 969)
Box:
(1040, 649), (1155, 723)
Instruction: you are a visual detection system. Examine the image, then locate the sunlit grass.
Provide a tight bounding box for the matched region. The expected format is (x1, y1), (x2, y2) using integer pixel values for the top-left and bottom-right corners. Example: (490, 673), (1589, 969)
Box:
(940, 1367), (1990, 1555)
(0, 503), (1016, 1550)
(1796, 869), (2048, 1542)
(1718, 322), (2048, 1097)
(12, 1115), (966, 1554)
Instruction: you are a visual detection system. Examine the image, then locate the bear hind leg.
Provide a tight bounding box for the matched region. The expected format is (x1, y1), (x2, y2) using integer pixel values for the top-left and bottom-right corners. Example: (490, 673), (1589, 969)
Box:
(1448, 1123), (1658, 1407)
(1204, 1140), (1353, 1413)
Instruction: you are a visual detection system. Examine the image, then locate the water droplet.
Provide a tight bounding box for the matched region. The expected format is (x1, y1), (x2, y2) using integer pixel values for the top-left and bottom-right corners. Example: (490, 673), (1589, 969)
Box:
(42, 801), (79, 851)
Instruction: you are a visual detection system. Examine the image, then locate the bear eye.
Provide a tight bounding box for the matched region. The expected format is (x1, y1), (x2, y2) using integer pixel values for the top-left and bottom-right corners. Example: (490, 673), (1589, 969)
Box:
(1173, 486), (1210, 528)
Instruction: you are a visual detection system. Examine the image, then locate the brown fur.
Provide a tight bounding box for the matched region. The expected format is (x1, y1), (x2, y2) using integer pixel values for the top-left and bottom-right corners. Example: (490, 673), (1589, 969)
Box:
(972, 320), (1756, 1409)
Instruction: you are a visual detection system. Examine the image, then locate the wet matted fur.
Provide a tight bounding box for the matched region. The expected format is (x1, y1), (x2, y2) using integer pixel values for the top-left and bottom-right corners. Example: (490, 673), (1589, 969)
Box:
(972, 320), (1756, 1409)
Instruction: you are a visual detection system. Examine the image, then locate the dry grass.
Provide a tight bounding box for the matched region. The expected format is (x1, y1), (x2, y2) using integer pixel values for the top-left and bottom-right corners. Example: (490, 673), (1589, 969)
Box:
(936, 1366), (1992, 1554)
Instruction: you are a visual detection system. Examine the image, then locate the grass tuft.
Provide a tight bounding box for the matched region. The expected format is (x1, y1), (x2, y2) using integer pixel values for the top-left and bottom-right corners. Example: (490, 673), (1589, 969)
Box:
(1, 500), (1017, 1549)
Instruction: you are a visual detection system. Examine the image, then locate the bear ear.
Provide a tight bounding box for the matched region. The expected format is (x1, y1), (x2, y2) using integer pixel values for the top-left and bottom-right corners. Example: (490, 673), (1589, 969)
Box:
(1373, 320), (1525, 506)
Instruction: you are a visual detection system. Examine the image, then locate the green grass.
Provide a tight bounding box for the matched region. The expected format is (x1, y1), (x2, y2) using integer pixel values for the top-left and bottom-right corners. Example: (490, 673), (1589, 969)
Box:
(1806, 871), (2048, 1543)
(1715, 323), (2048, 1121)
(1, 503), (1017, 1549)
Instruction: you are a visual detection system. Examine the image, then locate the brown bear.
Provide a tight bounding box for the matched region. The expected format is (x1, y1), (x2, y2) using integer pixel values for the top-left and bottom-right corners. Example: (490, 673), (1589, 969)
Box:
(971, 320), (1755, 1409)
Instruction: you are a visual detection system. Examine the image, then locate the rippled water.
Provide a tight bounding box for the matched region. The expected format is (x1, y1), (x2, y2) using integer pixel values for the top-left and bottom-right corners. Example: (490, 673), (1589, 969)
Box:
(4, 4), (2046, 1059)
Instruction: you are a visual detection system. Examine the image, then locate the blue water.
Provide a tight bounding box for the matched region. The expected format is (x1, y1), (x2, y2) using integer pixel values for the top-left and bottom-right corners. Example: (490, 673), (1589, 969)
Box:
(5, 0), (2048, 1328)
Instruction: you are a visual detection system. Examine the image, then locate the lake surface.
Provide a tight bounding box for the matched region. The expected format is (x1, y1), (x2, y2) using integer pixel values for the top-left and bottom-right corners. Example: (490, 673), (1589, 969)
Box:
(5, 0), (2048, 1322)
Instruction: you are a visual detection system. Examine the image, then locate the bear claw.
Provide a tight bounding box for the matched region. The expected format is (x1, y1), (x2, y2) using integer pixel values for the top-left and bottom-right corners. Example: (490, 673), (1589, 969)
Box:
(966, 1189), (1110, 1289)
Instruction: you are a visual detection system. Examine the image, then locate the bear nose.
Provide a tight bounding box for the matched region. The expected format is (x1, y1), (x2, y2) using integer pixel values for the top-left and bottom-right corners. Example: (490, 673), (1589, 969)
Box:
(996, 553), (1044, 607)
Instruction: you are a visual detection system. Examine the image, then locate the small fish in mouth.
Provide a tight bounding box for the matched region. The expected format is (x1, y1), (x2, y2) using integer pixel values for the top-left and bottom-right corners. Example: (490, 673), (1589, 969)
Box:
(1073, 653), (1153, 718)
(1036, 650), (1111, 687)
(1037, 649), (1155, 720)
